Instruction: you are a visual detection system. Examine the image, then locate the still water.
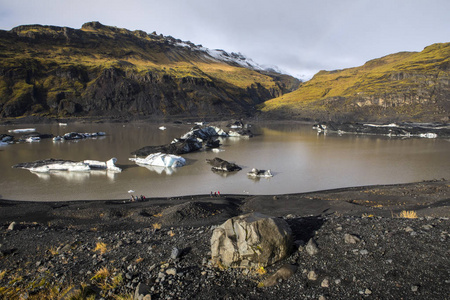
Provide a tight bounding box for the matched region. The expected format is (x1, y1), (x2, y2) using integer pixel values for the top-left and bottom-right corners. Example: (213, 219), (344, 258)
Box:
(0, 122), (449, 201)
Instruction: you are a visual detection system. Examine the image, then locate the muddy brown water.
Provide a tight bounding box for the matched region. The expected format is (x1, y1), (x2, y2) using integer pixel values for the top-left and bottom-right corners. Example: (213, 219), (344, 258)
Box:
(0, 122), (449, 201)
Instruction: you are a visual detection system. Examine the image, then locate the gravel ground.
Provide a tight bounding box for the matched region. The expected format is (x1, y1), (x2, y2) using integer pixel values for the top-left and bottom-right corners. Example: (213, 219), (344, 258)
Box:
(0, 180), (449, 299)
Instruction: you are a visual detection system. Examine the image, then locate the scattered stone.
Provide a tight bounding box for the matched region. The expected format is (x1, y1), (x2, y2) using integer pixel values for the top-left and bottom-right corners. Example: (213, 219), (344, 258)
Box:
(404, 226), (414, 233)
(411, 285), (419, 292)
(8, 222), (17, 231)
(305, 238), (319, 256)
(344, 233), (361, 244)
(318, 296), (326, 300)
(260, 264), (298, 287)
(211, 212), (292, 267)
(134, 282), (151, 300)
(422, 224), (433, 230)
(307, 270), (318, 281)
(365, 288), (372, 295)
(166, 268), (177, 276)
(360, 249), (369, 255)
(321, 278), (330, 288)
(170, 247), (181, 260)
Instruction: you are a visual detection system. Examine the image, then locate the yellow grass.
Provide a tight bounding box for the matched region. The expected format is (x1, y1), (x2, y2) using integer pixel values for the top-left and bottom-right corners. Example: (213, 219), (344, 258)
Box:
(398, 210), (418, 219)
(0, 270), (6, 281)
(48, 246), (59, 256)
(93, 242), (108, 254)
(91, 267), (110, 281)
(135, 257), (144, 264)
(152, 223), (162, 230)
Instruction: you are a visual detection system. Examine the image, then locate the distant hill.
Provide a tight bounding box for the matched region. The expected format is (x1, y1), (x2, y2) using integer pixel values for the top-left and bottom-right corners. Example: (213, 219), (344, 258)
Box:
(260, 43), (450, 123)
(0, 22), (300, 120)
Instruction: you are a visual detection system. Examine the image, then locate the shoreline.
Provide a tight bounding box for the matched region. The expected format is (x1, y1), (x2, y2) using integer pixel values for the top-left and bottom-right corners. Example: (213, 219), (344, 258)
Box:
(1, 179), (448, 230)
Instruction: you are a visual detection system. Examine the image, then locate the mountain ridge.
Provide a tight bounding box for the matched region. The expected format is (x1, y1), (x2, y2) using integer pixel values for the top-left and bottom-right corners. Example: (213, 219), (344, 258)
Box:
(0, 21), (300, 120)
(260, 43), (450, 123)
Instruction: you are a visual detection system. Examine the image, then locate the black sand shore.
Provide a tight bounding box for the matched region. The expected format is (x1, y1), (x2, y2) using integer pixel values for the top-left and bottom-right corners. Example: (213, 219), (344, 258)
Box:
(1, 180), (449, 299)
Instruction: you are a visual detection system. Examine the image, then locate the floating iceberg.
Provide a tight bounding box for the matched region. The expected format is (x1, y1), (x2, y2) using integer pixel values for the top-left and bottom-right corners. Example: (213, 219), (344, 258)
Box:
(129, 152), (186, 168)
(8, 128), (36, 133)
(206, 157), (241, 172)
(13, 158), (121, 173)
(159, 126), (167, 130)
(131, 125), (253, 157)
(25, 136), (41, 143)
(53, 132), (107, 141)
(180, 126), (228, 140)
(247, 168), (273, 178)
(419, 133), (438, 138)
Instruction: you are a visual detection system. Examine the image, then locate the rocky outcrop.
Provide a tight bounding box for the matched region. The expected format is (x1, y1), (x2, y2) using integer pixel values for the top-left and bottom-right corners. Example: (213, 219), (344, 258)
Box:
(210, 212), (293, 267)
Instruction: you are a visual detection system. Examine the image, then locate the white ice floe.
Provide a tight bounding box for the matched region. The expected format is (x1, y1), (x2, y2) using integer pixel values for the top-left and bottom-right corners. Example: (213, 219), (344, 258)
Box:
(419, 133), (438, 138)
(26, 137), (41, 143)
(23, 158), (121, 173)
(29, 162), (90, 173)
(59, 123), (67, 126)
(159, 126), (167, 130)
(364, 123), (398, 127)
(8, 128), (36, 133)
(129, 152), (186, 168)
(83, 158), (122, 172)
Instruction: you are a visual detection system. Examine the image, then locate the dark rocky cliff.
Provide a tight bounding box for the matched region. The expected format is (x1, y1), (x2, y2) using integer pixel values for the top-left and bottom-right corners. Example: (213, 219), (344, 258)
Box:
(0, 22), (300, 120)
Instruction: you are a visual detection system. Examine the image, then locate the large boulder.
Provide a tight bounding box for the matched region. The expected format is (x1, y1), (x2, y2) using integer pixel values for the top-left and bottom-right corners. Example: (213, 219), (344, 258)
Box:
(211, 212), (292, 267)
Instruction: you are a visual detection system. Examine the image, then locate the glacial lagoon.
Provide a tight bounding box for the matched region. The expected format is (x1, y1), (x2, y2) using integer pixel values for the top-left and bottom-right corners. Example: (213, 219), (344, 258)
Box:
(0, 122), (449, 201)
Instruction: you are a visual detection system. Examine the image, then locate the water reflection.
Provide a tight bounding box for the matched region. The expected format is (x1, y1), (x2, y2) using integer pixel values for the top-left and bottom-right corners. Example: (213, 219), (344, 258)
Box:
(30, 170), (119, 181)
(136, 164), (179, 175)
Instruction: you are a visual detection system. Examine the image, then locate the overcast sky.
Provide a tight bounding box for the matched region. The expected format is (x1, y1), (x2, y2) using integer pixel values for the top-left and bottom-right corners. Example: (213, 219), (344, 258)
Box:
(0, 0), (449, 80)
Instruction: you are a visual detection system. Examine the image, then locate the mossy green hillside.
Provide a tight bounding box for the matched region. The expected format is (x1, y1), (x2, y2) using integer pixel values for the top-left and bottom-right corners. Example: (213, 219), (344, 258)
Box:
(261, 43), (450, 122)
(0, 22), (299, 118)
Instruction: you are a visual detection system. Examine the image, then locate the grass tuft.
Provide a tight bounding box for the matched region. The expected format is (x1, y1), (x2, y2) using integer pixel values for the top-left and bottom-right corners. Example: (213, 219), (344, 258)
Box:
(398, 210), (418, 219)
(93, 242), (108, 254)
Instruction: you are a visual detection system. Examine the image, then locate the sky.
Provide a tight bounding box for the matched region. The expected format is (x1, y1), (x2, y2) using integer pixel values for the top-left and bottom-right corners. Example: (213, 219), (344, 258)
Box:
(0, 0), (449, 80)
